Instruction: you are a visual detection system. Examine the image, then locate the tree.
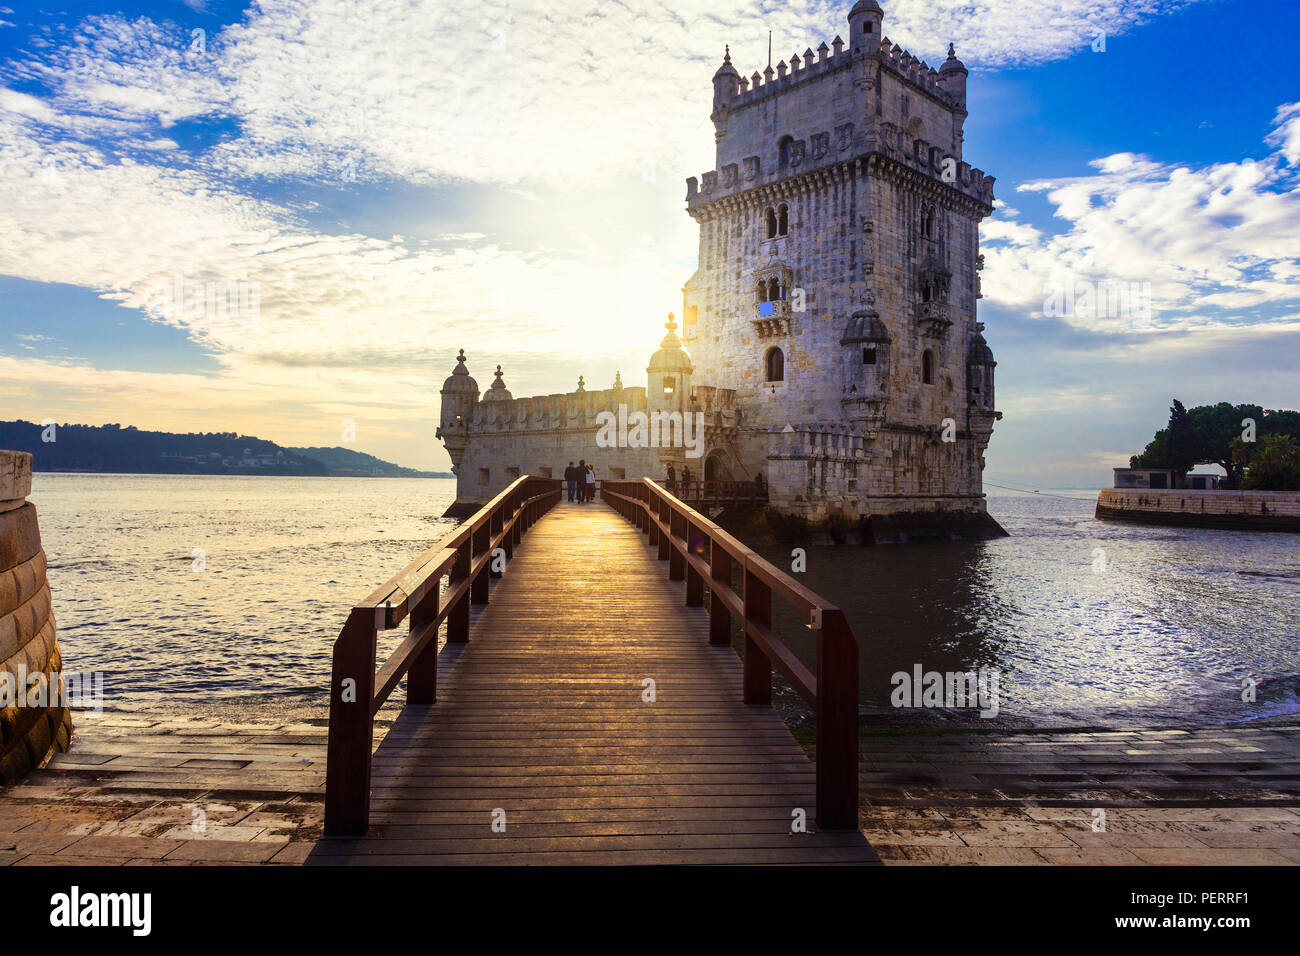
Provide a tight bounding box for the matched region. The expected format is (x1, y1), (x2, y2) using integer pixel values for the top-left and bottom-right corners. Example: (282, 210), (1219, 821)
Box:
(1240, 434), (1300, 491)
(1130, 401), (1300, 490)
(1166, 400), (1197, 487)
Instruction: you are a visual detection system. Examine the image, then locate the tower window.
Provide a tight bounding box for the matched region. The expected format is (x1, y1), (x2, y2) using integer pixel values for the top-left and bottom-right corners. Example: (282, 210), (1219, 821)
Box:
(921, 349), (934, 385)
(778, 136), (792, 168)
(764, 206), (778, 239)
(920, 204), (935, 239)
(756, 280), (768, 304)
(777, 203), (789, 236)
(663, 376), (676, 395)
(765, 347), (785, 382)
(864, 22), (873, 33)
(862, 347), (876, 365)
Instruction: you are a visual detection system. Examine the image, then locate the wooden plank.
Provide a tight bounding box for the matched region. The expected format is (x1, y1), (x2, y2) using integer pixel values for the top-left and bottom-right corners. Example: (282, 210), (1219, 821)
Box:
(323, 500), (877, 865)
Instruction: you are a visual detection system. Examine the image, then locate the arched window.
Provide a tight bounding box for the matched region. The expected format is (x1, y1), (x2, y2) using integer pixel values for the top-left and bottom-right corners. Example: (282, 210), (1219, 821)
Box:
(765, 347), (785, 382)
(756, 280), (768, 304)
(777, 203), (789, 236)
(920, 204), (935, 239)
(778, 136), (792, 168)
(768, 277), (781, 301)
(764, 207), (777, 239)
(921, 349), (934, 385)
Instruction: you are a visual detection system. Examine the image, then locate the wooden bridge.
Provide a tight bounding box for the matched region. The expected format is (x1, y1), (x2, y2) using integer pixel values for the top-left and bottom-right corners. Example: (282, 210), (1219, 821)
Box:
(315, 477), (877, 865)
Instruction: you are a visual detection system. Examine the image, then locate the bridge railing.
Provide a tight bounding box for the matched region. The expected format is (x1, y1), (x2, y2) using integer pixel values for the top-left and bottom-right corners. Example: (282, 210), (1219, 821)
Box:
(600, 477), (859, 829)
(324, 475), (563, 835)
(659, 478), (767, 506)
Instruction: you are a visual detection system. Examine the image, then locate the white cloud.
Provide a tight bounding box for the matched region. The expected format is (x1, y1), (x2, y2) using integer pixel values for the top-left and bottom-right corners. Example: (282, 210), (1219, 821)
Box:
(980, 111), (1300, 333)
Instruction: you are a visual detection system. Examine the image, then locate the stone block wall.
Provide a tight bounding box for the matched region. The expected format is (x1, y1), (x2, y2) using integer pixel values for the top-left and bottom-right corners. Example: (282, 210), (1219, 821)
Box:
(0, 450), (73, 785)
(1096, 488), (1300, 532)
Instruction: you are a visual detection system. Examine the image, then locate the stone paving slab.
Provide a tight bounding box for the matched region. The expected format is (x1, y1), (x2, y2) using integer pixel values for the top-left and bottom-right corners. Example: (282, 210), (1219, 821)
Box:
(859, 723), (1300, 865)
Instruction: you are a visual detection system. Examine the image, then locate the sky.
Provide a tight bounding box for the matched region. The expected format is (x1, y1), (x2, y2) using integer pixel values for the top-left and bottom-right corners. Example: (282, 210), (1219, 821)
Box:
(0, 0), (1297, 486)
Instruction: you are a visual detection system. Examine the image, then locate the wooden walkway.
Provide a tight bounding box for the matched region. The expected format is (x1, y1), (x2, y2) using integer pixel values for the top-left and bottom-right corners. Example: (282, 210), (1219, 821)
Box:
(308, 501), (878, 865)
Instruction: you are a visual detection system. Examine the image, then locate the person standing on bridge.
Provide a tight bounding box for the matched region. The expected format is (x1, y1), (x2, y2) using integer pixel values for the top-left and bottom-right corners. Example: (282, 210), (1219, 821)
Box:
(577, 460), (587, 503)
(665, 462), (676, 495)
(585, 462), (596, 502)
(564, 461), (577, 502)
(681, 465), (691, 500)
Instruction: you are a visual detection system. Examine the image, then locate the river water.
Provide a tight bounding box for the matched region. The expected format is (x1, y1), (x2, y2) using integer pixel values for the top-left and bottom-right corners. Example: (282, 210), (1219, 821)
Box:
(28, 474), (1300, 727)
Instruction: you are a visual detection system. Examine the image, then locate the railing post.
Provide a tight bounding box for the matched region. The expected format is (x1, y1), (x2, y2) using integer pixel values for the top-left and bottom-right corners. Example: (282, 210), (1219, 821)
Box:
(685, 524), (704, 606)
(471, 521), (490, 604)
(407, 585), (440, 705)
(816, 609), (859, 829)
(742, 561), (772, 705)
(657, 497), (671, 561)
(324, 608), (377, 835)
(449, 540), (471, 642)
(668, 508), (685, 581)
(489, 506), (504, 579)
(709, 541), (732, 645)
(647, 489), (660, 547)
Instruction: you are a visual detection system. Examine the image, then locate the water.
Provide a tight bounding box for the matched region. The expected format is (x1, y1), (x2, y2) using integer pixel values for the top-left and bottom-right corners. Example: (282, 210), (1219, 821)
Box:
(27, 475), (1300, 728)
(755, 492), (1300, 729)
(30, 474), (460, 719)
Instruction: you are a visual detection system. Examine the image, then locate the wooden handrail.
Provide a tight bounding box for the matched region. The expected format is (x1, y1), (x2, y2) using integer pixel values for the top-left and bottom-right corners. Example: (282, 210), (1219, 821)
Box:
(656, 478), (767, 506)
(600, 477), (859, 829)
(324, 475), (563, 835)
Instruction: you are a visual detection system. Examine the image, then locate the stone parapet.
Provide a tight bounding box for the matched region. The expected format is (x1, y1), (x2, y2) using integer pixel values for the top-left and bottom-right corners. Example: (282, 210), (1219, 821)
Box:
(1096, 488), (1300, 531)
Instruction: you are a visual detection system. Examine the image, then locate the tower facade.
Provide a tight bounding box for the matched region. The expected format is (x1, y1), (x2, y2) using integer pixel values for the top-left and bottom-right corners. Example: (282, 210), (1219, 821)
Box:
(681, 0), (1002, 532)
(435, 0), (1003, 539)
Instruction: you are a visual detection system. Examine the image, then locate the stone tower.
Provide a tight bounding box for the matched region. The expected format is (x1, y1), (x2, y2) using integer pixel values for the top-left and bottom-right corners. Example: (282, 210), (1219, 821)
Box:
(681, 0), (1003, 536)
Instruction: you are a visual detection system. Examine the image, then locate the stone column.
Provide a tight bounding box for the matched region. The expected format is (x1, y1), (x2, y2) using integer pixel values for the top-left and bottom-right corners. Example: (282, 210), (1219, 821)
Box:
(0, 450), (73, 784)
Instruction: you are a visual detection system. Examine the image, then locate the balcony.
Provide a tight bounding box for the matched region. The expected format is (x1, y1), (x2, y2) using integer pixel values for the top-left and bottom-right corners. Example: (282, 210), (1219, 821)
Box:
(752, 299), (791, 338)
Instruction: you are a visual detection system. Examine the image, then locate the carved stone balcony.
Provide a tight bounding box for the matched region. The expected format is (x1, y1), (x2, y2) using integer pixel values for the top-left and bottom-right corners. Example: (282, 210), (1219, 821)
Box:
(752, 299), (791, 338)
(918, 301), (952, 338)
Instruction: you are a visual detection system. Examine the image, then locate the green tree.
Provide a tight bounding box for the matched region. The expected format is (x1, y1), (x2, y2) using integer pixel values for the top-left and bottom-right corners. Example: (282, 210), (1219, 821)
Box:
(1240, 434), (1300, 491)
(1131, 401), (1300, 489)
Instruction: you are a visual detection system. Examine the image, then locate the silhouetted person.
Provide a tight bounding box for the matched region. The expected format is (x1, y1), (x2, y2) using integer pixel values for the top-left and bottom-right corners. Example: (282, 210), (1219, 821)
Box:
(585, 463), (596, 502)
(577, 460), (587, 504)
(564, 461), (577, 501)
(681, 466), (692, 499)
(666, 463), (677, 494)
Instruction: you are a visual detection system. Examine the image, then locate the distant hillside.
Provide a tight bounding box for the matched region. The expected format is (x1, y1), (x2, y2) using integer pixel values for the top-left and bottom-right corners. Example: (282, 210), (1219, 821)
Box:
(286, 446), (449, 478)
(0, 420), (449, 478)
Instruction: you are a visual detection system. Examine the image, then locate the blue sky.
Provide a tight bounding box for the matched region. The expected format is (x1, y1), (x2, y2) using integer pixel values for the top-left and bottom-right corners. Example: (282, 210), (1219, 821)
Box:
(0, 0), (1297, 483)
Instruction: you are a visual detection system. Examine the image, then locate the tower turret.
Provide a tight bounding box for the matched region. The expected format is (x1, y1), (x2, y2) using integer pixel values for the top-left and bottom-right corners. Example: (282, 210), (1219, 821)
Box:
(840, 309), (892, 439)
(435, 349), (479, 472)
(711, 46), (740, 140)
(848, 0), (884, 55)
(939, 42), (968, 108)
(646, 313), (693, 415)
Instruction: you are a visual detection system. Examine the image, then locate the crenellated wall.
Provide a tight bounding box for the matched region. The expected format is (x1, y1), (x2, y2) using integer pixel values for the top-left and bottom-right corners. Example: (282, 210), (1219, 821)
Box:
(0, 450), (73, 785)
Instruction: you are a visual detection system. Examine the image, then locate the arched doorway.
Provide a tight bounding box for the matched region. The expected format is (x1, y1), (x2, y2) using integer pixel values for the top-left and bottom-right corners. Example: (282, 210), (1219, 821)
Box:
(704, 451), (731, 482)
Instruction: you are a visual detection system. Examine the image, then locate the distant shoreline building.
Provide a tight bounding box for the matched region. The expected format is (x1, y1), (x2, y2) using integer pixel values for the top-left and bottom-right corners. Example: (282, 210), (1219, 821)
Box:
(438, 0), (1005, 539)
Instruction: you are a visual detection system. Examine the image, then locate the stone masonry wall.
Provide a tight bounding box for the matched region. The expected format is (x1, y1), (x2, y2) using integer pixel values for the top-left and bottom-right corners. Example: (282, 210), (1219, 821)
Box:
(0, 450), (73, 785)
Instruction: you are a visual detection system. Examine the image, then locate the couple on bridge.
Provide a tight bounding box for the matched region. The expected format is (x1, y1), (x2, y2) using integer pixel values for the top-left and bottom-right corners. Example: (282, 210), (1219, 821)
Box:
(564, 460), (596, 503)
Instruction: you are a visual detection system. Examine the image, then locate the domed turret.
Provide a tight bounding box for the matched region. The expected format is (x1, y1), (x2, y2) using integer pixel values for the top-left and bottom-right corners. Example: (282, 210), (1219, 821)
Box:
(848, 0), (884, 54)
(939, 42), (968, 107)
(481, 365), (512, 402)
(712, 46), (740, 107)
(436, 349), (479, 471)
(967, 331), (996, 410)
(647, 313), (693, 413)
(840, 309), (891, 438)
